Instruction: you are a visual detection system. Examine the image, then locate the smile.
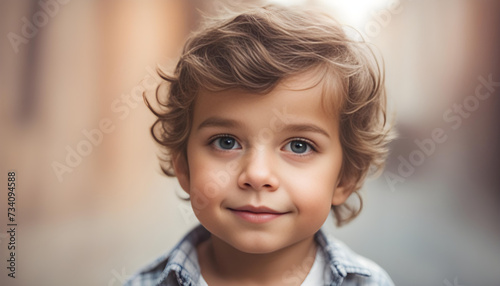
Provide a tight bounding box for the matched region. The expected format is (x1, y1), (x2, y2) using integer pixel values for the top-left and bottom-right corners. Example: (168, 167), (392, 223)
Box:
(228, 205), (288, 223)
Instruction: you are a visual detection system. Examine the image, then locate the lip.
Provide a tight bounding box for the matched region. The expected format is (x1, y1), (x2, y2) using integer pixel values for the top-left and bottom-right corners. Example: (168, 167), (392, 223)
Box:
(228, 205), (287, 223)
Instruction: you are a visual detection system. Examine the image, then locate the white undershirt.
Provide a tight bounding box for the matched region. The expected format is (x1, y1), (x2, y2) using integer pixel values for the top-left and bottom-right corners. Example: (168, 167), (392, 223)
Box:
(198, 248), (325, 285)
(300, 247), (325, 285)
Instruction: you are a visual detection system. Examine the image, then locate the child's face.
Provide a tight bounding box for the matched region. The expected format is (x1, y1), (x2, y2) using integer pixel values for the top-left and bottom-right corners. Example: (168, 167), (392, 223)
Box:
(174, 71), (351, 254)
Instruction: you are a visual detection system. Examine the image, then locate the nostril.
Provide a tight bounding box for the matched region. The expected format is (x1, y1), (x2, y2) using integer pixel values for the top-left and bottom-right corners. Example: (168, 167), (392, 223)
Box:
(242, 182), (273, 189)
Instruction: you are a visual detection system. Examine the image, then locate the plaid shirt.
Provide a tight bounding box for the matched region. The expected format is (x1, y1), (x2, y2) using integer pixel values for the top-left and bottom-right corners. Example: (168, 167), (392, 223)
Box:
(125, 225), (394, 286)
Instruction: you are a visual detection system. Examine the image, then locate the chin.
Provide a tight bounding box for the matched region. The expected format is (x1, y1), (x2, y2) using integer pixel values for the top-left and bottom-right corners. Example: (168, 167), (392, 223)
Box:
(229, 237), (284, 254)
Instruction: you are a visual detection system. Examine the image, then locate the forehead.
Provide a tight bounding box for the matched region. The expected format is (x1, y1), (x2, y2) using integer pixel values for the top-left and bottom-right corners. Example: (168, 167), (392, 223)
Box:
(191, 69), (344, 133)
(195, 67), (343, 118)
(280, 68), (344, 117)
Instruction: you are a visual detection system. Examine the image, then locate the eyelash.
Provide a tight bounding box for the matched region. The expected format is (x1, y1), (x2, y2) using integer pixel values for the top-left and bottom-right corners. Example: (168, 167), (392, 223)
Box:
(208, 134), (318, 156)
(286, 137), (318, 156)
(208, 134), (241, 151)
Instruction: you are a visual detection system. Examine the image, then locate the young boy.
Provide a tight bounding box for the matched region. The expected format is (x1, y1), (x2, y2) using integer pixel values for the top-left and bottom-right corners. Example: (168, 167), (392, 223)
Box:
(127, 3), (394, 286)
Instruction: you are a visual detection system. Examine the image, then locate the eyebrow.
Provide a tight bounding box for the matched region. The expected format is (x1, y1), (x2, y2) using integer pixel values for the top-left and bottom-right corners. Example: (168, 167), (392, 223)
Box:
(281, 124), (330, 138)
(197, 117), (242, 130)
(197, 116), (330, 138)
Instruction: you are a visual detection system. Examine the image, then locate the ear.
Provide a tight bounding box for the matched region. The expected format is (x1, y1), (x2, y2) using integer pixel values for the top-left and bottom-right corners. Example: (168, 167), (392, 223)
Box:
(331, 176), (355, 206)
(172, 152), (190, 195)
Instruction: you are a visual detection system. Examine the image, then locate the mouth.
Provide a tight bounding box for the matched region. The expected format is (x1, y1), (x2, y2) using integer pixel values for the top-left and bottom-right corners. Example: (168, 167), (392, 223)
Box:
(228, 205), (288, 223)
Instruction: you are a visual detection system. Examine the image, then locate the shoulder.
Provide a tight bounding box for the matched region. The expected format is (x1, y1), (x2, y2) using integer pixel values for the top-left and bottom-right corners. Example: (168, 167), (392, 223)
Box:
(343, 254), (395, 286)
(124, 251), (172, 286)
(124, 225), (210, 286)
(315, 230), (394, 286)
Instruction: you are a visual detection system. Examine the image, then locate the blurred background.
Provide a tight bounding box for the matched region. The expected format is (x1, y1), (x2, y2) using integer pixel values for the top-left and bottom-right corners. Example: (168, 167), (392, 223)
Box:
(1, 0), (499, 285)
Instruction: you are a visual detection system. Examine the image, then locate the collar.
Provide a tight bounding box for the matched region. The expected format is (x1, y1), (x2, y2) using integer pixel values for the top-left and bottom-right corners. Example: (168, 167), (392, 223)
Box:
(158, 224), (372, 285)
(314, 228), (372, 284)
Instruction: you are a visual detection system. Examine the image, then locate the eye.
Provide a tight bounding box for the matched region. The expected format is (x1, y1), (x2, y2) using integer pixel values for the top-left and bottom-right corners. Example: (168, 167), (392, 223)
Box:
(283, 139), (315, 155)
(211, 135), (241, 150)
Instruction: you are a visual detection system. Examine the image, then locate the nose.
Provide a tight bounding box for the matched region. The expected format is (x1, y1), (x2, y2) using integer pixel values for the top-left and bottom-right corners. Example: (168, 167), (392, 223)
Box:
(237, 149), (279, 192)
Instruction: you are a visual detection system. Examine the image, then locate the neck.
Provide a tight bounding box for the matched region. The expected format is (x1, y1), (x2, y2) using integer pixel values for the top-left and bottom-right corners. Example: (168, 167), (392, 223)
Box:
(198, 234), (317, 285)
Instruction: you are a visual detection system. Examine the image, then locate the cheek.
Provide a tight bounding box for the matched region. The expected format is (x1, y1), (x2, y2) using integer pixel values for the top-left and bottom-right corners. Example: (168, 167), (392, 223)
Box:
(188, 155), (232, 213)
(293, 188), (333, 218)
(286, 159), (340, 212)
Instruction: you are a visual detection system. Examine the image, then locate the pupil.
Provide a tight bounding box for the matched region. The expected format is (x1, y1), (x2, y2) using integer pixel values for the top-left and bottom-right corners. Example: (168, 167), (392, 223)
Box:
(220, 138), (235, 149)
(291, 141), (306, 153)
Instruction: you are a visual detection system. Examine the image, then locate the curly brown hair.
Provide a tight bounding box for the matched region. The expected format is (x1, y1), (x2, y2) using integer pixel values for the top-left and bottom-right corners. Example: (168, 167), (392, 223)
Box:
(146, 4), (393, 226)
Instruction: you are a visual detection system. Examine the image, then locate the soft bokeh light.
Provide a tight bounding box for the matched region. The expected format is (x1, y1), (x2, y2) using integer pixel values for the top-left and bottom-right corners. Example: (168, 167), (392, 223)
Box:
(321, 0), (393, 30)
